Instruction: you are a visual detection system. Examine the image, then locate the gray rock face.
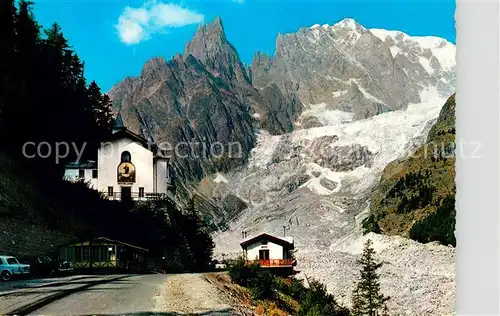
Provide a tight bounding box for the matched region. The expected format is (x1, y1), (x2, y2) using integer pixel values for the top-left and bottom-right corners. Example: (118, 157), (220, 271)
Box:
(109, 18), (304, 197)
(184, 17), (250, 86)
(314, 144), (374, 172)
(370, 28), (455, 99)
(251, 19), (455, 120)
(110, 53), (255, 184)
(251, 19), (419, 119)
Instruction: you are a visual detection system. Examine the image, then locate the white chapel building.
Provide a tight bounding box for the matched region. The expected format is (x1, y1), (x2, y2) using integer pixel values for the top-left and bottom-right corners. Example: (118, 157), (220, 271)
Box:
(64, 113), (175, 201)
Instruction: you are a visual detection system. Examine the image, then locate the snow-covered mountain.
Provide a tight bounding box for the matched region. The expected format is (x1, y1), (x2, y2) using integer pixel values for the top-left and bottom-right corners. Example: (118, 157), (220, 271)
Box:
(205, 20), (455, 316)
(252, 18), (455, 121)
(111, 17), (456, 316)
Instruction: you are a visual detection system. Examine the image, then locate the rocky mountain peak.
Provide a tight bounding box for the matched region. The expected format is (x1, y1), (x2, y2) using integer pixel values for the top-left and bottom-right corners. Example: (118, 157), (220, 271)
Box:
(210, 16), (224, 33)
(334, 18), (364, 29)
(140, 56), (168, 77)
(184, 16), (227, 61)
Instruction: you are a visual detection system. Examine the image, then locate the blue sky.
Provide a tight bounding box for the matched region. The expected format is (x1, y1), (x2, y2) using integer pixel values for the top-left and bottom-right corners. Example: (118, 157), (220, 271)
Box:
(32, 0), (456, 92)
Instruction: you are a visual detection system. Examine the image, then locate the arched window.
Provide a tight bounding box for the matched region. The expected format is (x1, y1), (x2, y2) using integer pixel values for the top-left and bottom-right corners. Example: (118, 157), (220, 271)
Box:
(121, 151), (131, 163)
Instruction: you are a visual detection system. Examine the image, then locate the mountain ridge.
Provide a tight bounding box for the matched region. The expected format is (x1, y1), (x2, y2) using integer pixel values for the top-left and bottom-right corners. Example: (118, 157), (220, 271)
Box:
(108, 16), (455, 232)
(107, 16), (456, 315)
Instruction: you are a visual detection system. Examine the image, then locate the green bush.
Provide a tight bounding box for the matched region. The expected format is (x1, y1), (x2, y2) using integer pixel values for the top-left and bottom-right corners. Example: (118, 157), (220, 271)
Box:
(230, 261), (350, 314)
(298, 279), (350, 316)
(409, 194), (456, 246)
(228, 258), (277, 300)
(288, 278), (306, 299)
(228, 257), (260, 287)
(362, 214), (381, 234)
(272, 277), (291, 293)
(251, 272), (276, 300)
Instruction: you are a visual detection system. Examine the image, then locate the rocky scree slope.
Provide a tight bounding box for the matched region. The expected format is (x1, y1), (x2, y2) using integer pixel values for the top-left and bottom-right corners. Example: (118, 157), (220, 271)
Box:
(210, 93), (455, 316)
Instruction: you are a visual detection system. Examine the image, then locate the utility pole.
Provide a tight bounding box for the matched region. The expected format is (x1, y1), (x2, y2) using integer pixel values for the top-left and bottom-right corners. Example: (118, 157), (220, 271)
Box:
(283, 226), (286, 237)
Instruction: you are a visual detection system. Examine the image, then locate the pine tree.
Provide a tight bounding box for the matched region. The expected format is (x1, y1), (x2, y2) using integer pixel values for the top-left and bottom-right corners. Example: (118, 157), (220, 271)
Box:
(380, 304), (390, 316)
(3, 0), (41, 149)
(0, 0), (112, 171)
(88, 81), (114, 130)
(0, 0), (17, 141)
(43, 22), (68, 51)
(353, 239), (390, 316)
(350, 285), (363, 316)
(181, 196), (214, 271)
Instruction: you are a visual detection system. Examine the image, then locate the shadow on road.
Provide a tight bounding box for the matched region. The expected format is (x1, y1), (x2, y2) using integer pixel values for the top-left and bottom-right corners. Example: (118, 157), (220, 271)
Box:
(0, 279), (134, 298)
(78, 309), (234, 316)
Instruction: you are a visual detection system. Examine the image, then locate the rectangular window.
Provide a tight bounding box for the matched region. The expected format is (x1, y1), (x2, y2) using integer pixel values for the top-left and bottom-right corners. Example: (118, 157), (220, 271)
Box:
(75, 247), (81, 262)
(108, 186), (113, 197)
(83, 247), (90, 262)
(139, 187), (145, 198)
(92, 169), (98, 179)
(78, 169), (85, 178)
(261, 239), (268, 245)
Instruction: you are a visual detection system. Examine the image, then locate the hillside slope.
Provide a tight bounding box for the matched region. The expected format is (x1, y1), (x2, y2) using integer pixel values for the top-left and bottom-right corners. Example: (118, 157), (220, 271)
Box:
(0, 153), (80, 256)
(366, 94), (456, 245)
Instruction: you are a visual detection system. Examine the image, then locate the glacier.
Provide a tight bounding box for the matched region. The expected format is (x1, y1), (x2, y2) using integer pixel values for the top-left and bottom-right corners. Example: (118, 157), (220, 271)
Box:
(202, 18), (456, 316)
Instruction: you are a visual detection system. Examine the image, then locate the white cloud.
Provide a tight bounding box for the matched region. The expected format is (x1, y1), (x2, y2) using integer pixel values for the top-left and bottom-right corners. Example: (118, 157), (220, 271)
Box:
(116, 1), (204, 45)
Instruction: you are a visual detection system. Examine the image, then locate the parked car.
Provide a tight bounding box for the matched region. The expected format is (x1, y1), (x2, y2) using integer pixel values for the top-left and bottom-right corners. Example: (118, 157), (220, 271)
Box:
(215, 263), (227, 270)
(0, 255), (30, 281)
(19, 255), (73, 277)
(209, 259), (227, 270)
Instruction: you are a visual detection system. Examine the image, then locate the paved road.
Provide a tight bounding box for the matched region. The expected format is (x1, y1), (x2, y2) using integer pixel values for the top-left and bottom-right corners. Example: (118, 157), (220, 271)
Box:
(30, 274), (168, 315)
(29, 273), (234, 316)
(0, 275), (127, 315)
(0, 275), (94, 293)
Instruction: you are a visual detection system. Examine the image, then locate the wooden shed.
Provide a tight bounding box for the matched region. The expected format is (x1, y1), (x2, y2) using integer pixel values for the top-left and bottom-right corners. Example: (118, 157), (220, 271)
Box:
(58, 237), (149, 273)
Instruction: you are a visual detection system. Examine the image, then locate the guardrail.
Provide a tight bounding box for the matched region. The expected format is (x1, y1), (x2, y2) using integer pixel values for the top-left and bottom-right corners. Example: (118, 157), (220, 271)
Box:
(103, 192), (167, 201)
(246, 259), (293, 267)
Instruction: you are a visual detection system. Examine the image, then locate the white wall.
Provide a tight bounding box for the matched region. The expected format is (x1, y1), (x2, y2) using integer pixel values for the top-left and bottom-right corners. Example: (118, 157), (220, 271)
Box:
(154, 158), (168, 194)
(244, 240), (287, 261)
(63, 169), (97, 190)
(97, 138), (154, 195)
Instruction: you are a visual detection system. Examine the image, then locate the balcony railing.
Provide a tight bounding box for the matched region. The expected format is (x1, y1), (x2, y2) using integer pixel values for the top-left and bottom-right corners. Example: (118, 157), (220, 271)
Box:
(246, 259), (293, 267)
(103, 192), (167, 202)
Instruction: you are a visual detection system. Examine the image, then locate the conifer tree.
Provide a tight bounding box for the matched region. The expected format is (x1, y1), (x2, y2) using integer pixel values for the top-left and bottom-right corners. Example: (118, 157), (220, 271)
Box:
(0, 1), (16, 150)
(181, 196), (214, 271)
(9, 1), (43, 153)
(353, 239), (390, 316)
(88, 81), (114, 131)
(380, 304), (390, 316)
(350, 285), (363, 316)
(0, 0), (17, 123)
